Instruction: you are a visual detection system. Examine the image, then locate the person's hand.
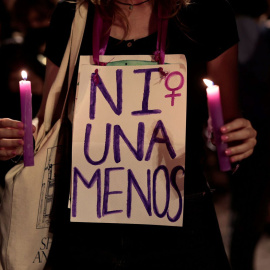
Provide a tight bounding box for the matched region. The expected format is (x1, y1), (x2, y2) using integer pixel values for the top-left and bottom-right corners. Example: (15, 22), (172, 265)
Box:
(0, 118), (36, 161)
(220, 118), (257, 163)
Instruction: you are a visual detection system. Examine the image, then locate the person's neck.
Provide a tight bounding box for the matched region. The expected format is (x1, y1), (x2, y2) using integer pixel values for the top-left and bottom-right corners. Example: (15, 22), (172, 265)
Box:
(117, 0), (149, 4)
(111, 0), (156, 40)
(115, 0), (152, 10)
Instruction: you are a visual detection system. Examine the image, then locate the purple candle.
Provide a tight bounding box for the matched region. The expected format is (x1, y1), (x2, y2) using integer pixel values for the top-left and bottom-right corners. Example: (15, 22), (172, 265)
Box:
(19, 71), (34, 166)
(203, 79), (231, 172)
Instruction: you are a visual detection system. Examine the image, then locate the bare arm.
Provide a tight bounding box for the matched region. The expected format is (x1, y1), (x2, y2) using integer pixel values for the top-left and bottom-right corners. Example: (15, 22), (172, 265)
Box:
(207, 44), (257, 163)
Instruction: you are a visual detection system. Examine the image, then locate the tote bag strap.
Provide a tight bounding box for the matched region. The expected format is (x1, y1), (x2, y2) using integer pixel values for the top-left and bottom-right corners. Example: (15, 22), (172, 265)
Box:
(92, 3), (168, 65)
(43, 2), (88, 133)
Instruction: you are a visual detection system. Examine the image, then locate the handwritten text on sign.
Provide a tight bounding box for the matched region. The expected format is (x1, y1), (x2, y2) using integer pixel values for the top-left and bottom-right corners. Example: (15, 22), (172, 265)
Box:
(71, 58), (187, 227)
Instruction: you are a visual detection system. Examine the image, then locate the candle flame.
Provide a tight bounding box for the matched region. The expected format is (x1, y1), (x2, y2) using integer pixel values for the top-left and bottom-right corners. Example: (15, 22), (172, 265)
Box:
(21, 70), (27, 80)
(203, 79), (214, 87)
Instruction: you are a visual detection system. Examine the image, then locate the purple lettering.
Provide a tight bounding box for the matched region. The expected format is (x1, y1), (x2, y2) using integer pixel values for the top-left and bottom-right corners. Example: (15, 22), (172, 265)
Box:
(113, 122), (144, 163)
(153, 165), (170, 218)
(84, 123), (111, 165)
(132, 68), (162, 115)
(165, 71), (184, 91)
(145, 120), (176, 161)
(127, 169), (152, 218)
(102, 167), (125, 216)
(164, 71), (184, 106)
(72, 167), (101, 218)
(167, 166), (184, 222)
(90, 69), (123, 119)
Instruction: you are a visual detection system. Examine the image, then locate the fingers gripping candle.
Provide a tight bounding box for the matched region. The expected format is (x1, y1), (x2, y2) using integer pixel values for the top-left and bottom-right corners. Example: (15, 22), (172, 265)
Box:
(20, 71), (34, 166)
(203, 79), (231, 172)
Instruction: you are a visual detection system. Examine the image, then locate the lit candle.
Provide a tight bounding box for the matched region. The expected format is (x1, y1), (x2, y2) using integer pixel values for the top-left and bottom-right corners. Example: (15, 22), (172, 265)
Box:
(19, 71), (34, 166)
(203, 79), (231, 172)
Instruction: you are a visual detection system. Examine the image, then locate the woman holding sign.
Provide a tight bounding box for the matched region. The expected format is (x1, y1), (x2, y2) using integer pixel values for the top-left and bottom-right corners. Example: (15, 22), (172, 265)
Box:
(0, 0), (257, 269)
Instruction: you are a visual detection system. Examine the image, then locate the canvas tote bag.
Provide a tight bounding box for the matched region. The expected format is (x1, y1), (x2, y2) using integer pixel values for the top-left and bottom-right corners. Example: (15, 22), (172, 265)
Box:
(0, 2), (88, 269)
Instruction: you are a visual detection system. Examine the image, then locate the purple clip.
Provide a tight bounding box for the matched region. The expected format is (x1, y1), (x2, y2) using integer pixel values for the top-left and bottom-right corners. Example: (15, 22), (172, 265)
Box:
(93, 69), (99, 85)
(158, 67), (168, 79)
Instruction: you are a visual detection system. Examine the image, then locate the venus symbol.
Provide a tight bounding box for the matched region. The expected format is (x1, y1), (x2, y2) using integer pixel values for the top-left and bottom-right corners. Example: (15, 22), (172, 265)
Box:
(164, 71), (184, 106)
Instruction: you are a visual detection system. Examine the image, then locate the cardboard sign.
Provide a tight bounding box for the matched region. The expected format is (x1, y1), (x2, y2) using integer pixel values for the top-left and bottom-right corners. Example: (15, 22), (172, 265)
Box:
(71, 55), (187, 227)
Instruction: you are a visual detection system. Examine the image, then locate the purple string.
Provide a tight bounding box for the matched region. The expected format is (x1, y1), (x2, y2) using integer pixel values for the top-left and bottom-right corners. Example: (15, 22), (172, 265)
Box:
(93, 3), (168, 66)
(154, 4), (168, 65)
(93, 6), (111, 65)
(92, 7), (102, 65)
